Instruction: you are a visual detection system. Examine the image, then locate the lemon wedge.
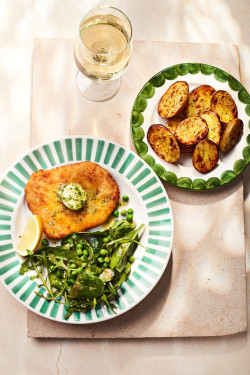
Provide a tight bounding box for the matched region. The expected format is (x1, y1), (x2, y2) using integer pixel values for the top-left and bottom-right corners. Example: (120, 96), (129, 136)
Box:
(16, 215), (43, 256)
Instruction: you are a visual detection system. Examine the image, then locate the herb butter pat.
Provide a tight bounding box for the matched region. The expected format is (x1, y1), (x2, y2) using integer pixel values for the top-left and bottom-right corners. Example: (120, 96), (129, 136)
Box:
(59, 183), (87, 210)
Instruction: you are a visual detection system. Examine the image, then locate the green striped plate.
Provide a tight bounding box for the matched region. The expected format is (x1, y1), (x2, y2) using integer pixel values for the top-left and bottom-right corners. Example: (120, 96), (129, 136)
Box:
(131, 63), (250, 190)
(0, 136), (173, 324)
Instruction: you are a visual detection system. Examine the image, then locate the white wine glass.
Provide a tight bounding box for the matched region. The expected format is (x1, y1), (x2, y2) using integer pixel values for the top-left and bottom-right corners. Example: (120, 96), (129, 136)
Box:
(74, 6), (133, 102)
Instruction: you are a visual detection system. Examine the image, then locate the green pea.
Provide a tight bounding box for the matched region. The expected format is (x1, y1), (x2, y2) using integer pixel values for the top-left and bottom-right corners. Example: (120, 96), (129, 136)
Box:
(113, 209), (119, 217)
(56, 269), (63, 278)
(72, 234), (77, 240)
(49, 265), (55, 272)
(54, 281), (63, 289)
(103, 237), (110, 243)
(76, 243), (83, 250)
(100, 249), (107, 256)
(76, 249), (83, 256)
(104, 256), (110, 263)
(83, 250), (89, 256)
(98, 257), (104, 263)
(71, 267), (82, 276)
(121, 209), (127, 216)
(70, 263), (76, 269)
(127, 208), (134, 214)
(122, 195), (129, 202)
(41, 239), (49, 246)
(126, 213), (133, 222)
(69, 278), (75, 285)
(129, 256), (135, 263)
(103, 262), (109, 268)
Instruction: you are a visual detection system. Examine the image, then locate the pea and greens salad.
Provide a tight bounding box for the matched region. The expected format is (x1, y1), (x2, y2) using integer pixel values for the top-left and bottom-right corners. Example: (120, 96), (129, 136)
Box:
(20, 201), (144, 319)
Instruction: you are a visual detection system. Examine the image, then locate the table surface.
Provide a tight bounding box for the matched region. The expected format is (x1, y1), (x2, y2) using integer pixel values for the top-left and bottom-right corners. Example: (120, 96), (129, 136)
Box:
(0, 0), (249, 374)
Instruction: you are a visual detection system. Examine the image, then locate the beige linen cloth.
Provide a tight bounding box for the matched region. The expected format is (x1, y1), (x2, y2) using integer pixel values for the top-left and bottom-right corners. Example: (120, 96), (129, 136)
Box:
(27, 40), (247, 338)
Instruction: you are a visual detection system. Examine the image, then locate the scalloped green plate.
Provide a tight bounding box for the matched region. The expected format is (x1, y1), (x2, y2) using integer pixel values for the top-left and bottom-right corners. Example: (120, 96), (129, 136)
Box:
(130, 63), (250, 190)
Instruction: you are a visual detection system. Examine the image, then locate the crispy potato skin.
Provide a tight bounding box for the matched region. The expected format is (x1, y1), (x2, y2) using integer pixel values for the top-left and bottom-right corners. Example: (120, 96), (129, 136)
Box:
(220, 118), (243, 152)
(165, 117), (183, 134)
(211, 90), (238, 125)
(183, 85), (215, 118)
(175, 117), (208, 146)
(200, 111), (222, 145)
(193, 140), (219, 173)
(158, 81), (189, 119)
(25, 162), (120, 239)
(147, 124), (181, 163)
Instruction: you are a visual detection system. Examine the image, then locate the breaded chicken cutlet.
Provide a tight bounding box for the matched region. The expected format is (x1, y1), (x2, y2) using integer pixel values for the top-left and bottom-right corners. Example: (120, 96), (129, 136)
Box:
(25, 162), (120, 239)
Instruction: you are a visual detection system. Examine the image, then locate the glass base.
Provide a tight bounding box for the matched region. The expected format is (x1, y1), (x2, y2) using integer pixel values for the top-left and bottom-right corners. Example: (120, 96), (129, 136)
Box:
(76, 71), (121, 102)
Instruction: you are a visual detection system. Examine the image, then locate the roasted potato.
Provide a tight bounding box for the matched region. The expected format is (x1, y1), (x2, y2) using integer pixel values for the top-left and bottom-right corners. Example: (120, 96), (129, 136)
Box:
(211, 90), (238, 126)
(152, 82), (242, 174)
(147, 124), (181, 163)
(183, 85), (215, 118)
(158, 81), (189, 119)
(219, 118), (243, 152)
(200, 111), (222, 145)
(193, 140), (219, 173)
(175, 117), (208, 146)
(165, 117), (183, 134)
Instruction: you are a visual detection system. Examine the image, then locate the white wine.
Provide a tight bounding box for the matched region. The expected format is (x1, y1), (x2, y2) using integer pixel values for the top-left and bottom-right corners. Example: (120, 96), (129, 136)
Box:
(74, 13), (132, 80)
(74, 7), (133, 101)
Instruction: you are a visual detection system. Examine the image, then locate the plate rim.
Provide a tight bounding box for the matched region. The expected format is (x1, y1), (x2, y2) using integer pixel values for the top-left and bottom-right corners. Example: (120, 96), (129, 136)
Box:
(0, 135), (174, 324)
(130, 62), (250, 191)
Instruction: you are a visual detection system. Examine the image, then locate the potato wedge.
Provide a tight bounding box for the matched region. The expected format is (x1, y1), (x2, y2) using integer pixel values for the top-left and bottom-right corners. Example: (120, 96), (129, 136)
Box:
(175, 117), (208, 146)
(158, 81), (189, 119)
(147, 124), (181, 163)
(219, 118), (243, 152)
(193, 140), (219, 173)
(200, 111), (222, 145)
(165, 117), (183, 134)
(183, 85), (215, 118)
(211, 90), (238, 125)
